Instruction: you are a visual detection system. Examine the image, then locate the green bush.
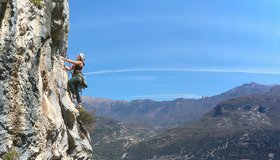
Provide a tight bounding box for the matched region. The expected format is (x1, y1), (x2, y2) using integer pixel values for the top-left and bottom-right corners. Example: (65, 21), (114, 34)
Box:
(31, 0), (43, 8)
(78, 109), (96, 133)
(2, 148), (19, 160)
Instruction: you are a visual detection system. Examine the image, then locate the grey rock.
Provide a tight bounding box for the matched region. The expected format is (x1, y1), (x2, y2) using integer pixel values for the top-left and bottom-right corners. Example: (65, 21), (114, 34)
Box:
(0, 0), (92, 159)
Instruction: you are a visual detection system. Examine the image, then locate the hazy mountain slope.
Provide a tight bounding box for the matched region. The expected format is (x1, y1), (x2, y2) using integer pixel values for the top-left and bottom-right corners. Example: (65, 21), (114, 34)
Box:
(123, 87), (280, 160)
(84, 83), (273, 126)
(91, 116), (157, 160)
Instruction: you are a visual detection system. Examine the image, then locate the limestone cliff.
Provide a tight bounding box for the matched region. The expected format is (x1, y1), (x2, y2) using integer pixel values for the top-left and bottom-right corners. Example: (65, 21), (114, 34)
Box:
(0, 0), (92, 159)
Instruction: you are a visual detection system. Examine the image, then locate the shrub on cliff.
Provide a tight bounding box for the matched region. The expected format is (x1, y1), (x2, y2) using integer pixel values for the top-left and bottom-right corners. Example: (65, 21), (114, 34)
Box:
(78, 109), (96, 133)
(31, 0), (43, 8)
(2, 148), (19, 160)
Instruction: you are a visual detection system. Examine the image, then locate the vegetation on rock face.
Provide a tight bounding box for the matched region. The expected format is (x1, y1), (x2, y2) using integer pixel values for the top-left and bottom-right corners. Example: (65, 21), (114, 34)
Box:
(78, 109), (96, 133)
(2, 148), (19, 160)
(31, 0), (43, 8)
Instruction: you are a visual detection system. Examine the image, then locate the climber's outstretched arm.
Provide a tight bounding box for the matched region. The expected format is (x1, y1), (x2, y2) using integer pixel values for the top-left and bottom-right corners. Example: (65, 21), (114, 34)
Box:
(61, 57), (83, 66)
(64, 65), (74, 71)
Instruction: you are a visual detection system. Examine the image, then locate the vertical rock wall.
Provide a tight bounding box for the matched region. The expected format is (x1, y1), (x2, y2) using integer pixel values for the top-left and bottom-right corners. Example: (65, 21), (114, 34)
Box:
(0, 0), (92, 159)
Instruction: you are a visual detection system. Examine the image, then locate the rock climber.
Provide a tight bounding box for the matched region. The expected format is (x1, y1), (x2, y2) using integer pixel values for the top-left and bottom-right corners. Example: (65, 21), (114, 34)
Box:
(61, 53), (86, 109)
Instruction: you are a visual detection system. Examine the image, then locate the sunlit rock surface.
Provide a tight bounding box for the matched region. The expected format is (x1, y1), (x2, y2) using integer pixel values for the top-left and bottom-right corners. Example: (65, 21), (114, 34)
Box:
(0, 0), (92, 159)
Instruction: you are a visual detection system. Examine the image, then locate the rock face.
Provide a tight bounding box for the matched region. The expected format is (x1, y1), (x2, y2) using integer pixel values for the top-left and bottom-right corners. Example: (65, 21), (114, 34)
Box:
(0, 0), (92, 159)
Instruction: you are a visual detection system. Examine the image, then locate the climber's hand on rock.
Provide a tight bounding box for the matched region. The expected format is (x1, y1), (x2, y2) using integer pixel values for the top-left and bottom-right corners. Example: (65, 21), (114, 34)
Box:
(64, 66), (70, 71)
(61, 57), (67, 61)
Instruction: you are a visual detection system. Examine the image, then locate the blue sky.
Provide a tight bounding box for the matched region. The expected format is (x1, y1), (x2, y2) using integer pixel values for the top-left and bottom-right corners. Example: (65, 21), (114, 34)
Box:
(68, 0), (280, 100)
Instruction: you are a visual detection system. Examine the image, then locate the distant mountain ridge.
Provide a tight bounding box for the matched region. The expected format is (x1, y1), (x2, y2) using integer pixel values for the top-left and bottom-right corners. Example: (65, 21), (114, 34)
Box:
(83, 82), (274, 126)
(123, 86), (280, 160)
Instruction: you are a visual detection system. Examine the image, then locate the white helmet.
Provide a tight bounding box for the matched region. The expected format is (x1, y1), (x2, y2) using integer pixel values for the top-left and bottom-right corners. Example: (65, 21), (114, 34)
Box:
(79, 53), (86, 61)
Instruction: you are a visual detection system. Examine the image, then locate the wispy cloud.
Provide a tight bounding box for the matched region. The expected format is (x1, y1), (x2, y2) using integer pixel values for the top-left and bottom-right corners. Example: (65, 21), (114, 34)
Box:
(125, 76), (157, 81)
(128, 93), (202, 101)
(84, 67), (280, 75)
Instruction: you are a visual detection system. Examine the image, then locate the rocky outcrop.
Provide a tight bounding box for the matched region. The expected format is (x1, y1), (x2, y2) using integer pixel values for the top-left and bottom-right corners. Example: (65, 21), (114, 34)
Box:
(0, 0), (92, 159)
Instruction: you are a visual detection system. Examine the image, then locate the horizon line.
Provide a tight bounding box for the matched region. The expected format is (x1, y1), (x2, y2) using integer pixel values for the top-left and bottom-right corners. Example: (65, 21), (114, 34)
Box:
(84, 68), (280, 75)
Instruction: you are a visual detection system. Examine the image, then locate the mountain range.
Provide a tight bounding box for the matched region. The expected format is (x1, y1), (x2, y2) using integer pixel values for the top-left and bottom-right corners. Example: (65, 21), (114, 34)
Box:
(123, 86), (280, 160)
(83, 82), (273, 127)
(84, 82), (280, 159)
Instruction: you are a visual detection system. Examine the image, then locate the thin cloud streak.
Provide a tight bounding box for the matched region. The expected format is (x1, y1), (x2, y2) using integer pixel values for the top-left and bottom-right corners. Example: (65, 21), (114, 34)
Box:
(84, 68), (280, 75)
(127, 93), (202, 101)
